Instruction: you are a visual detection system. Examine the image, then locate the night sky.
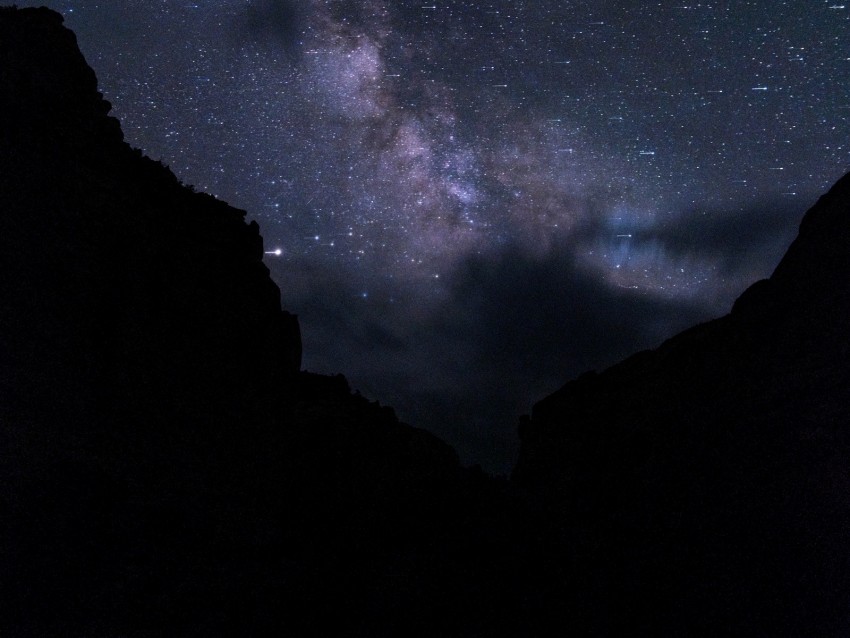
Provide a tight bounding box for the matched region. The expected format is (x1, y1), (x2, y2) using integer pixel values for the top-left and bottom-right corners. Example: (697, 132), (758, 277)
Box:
(17, 0), (850, 472)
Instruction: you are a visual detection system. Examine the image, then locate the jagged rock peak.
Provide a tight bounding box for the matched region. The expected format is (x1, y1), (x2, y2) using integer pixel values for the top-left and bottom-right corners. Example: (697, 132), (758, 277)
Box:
(0, 5), (302, 420)
(0, 7), (123, 146)
(731, 171), (850, 317)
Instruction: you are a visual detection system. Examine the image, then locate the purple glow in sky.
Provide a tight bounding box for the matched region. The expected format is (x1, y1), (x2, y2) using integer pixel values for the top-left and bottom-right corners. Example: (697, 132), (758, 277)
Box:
(19, 0), (849, 470)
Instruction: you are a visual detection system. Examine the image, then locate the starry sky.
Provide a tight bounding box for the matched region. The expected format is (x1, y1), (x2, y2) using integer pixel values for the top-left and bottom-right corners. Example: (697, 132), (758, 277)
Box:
(18, 0), (850, 472)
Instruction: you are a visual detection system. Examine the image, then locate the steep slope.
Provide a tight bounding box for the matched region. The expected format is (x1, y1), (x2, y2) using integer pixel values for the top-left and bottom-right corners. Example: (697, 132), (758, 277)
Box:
(514, 172), (850, 634)
(0, 8), (505, 638)
(0, 6), (302, 432)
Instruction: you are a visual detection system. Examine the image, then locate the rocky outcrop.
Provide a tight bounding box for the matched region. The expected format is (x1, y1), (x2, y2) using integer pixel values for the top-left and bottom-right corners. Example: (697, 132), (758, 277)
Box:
(514, 173), (850, 634)
(0, 9), (496, 637)
(0, 7), (302, 436)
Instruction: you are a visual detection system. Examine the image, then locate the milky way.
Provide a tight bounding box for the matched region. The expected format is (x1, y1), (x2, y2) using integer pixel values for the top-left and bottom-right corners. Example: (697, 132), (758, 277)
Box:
(20, 0), (850, 471)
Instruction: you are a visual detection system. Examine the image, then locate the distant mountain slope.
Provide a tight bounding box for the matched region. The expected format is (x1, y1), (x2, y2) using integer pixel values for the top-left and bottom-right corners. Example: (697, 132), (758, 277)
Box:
(514, 171), (850, 633)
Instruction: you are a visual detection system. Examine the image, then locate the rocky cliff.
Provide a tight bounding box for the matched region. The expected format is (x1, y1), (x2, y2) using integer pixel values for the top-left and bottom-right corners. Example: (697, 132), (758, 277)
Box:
(0, 9), (498, 637)
(514, 172), (850, 633)
(0, 6), (301, 431)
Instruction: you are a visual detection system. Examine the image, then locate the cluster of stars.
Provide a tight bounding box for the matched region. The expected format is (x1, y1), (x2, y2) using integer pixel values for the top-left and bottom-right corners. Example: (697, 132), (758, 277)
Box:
(15, 0), (850, 468)
(38, 0), (848, 300)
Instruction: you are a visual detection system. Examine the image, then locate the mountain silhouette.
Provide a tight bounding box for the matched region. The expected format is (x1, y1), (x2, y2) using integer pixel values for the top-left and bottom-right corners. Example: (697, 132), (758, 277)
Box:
(0, 8), (510, 637)
(2, 6), (850, 637)
(514, 172), (850, 633)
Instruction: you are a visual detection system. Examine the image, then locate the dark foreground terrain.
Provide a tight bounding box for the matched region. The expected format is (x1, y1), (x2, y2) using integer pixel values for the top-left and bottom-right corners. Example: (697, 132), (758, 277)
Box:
(2, 7), (849, 636)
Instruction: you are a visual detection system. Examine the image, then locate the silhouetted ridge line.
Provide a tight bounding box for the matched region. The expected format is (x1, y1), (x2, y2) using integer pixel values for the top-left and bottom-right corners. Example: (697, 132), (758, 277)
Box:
(1, 8), (508, 638)
(514, 163), (850, 633)
(4, 6), (850, 637)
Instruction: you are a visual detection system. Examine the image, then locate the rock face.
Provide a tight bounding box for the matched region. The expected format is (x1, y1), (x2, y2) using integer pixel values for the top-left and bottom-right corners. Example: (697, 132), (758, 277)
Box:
(0, 9), (494, 637)
(0, 7), (301, 432)
(514, 173), (850, 633)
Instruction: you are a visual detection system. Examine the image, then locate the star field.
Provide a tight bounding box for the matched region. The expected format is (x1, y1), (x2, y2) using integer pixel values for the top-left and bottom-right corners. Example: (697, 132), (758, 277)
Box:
(19, 0), (850, 470)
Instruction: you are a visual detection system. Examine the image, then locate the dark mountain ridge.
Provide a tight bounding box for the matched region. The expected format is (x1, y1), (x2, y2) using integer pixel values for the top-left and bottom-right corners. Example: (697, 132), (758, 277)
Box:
(1, 8), (505, 637)
(514, 172), (850, 632)
(3, 6), (850, 636)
